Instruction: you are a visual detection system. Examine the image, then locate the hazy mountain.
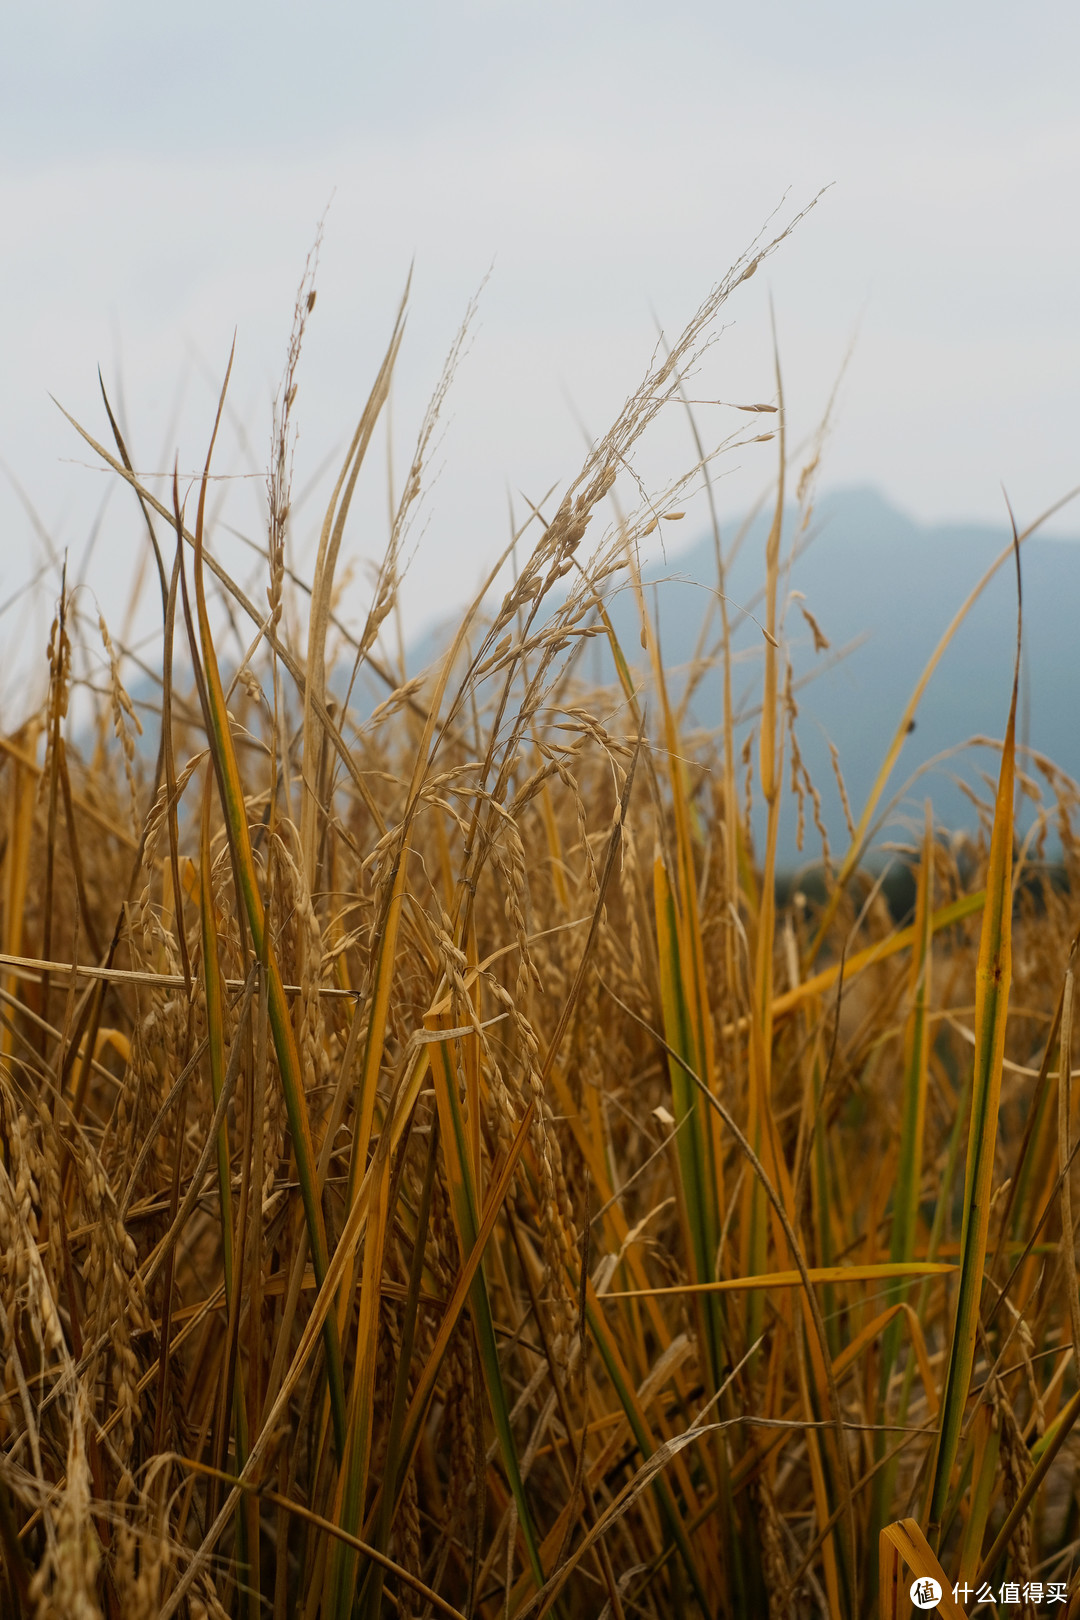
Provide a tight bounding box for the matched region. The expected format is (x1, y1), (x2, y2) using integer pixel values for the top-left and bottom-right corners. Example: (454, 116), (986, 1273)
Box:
(409, 487), (1080, 868)
(617, 487), (1080, 865)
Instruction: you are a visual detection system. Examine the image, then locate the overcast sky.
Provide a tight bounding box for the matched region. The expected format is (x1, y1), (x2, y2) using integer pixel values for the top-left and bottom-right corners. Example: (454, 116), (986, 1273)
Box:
(3, 2), (1079, 676)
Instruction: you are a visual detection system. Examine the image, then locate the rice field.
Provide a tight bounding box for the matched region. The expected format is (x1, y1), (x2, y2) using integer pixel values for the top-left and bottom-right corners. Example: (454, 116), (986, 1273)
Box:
(3, 214), (1080, 1619)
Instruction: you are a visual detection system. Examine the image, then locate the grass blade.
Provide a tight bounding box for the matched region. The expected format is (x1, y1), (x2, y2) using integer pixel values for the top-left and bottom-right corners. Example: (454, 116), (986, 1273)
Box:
(879, 1519), (967, 1618)
(427, 1022), (546, 1590)
(182, 360), (348, 1457)
(924, 533), (1021, 1540)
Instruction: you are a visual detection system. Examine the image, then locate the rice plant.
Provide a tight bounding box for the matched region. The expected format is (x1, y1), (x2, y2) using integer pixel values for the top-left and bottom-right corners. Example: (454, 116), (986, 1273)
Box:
(3, 211), (1080, 1619)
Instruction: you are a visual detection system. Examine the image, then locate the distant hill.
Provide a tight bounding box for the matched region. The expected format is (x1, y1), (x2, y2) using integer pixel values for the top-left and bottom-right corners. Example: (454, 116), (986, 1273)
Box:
(408, 487), (1080, 868)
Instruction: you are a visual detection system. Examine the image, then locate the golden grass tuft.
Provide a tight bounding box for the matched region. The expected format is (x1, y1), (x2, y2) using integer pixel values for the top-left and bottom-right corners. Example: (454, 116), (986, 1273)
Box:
(3, 213), (1080, 1618)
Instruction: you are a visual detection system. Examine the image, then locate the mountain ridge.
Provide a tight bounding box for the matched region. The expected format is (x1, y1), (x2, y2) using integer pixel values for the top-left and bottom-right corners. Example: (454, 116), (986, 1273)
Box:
(408, 485), (1080, 865)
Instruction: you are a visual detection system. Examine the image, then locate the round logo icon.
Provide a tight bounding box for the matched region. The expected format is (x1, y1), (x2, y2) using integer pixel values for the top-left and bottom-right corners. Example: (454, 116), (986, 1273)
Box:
(910, 1576), (943, 1609)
